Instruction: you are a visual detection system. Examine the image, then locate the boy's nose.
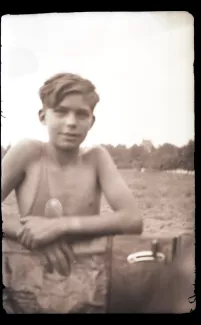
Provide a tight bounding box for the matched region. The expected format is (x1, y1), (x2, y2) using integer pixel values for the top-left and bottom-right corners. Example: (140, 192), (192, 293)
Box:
(65, 112), (77, 127)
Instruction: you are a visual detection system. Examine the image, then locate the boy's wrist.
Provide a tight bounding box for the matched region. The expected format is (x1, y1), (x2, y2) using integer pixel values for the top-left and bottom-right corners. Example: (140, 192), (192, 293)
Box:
(52, 218), (65, 239)
(3, 219), (23, 241)
(57, 217), (81, 236)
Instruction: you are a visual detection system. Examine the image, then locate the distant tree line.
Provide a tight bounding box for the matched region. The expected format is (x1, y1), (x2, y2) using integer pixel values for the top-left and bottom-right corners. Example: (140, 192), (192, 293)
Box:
(1, 140), (194, 171)
(101, 140), (194, 171)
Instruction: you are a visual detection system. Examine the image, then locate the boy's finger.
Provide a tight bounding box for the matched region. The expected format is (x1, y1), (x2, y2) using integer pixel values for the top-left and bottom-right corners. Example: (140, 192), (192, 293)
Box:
(47, 249), (67, 276)
(59, 240), (76, 265)
(53, 246), (70, 275)
(43, 250), (56, 269)
(17, 227), (24, 239)
(18, 231), (32, 250)
(42, 252), (53, 273)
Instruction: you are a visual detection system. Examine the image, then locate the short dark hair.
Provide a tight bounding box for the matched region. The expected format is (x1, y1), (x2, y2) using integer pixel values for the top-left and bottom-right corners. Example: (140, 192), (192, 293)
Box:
(39, 73), (100, 111)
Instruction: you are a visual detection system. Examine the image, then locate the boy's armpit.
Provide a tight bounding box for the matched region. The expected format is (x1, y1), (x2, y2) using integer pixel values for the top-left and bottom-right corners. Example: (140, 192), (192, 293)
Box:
(2, 139), (43, 202)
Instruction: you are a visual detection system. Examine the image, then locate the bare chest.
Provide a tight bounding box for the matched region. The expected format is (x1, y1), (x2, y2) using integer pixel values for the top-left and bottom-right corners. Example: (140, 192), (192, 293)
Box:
(46, 164), (101, 215)
(17, 159), (101, 217)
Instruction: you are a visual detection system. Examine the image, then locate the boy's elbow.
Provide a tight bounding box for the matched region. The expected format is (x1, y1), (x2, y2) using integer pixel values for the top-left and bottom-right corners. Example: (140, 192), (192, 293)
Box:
(135, 217), (143, 235)
(122, 208), (143, 235)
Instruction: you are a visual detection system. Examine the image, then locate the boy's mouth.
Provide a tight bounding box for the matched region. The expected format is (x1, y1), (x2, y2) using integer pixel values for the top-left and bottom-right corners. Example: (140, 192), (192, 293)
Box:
(60, 133), (79, 140)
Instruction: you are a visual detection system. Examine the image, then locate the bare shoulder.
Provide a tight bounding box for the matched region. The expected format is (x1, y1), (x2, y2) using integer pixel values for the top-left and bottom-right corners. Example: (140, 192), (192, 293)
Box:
(81, 145), (112, 166)
(81, 145), (118, 180)
(2, 138), (44, 167)
(82, 144), (110, 156)
(2, 139), (44, 201)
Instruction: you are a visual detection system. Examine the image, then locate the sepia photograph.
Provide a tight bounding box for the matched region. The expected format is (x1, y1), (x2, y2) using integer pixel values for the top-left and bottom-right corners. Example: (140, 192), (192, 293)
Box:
(1, 11), (195, 313)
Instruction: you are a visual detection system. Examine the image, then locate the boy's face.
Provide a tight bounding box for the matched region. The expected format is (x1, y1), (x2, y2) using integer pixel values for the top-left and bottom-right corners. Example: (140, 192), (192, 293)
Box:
(40, 93), (95, 150)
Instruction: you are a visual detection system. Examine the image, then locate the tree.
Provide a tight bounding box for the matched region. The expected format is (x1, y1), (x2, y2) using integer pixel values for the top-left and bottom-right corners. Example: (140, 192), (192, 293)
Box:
(178, 140), (194, 170)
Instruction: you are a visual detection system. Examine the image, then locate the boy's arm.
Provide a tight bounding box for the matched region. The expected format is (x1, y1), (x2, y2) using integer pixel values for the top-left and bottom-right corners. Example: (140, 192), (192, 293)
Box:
(3, 218), (22, 240)
(2, 140), (75, 275)
(19, 146), (143, 249)
(2, 139), (42, 239)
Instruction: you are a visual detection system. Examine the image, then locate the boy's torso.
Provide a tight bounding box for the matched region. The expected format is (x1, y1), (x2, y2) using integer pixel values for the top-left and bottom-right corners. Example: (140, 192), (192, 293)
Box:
(16, 142), (102, 218)
(3, 142), (111, 314)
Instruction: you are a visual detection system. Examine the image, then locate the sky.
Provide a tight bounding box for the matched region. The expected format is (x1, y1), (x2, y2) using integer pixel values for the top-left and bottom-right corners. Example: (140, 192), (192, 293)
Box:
(1, 12), (194, 149)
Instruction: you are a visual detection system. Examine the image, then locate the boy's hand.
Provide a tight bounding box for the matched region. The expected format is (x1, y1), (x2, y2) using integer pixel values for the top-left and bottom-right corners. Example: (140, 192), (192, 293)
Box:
(41, 239), (76, 276)
(17, 216), (63, 249)
(17, 216), (76, 276)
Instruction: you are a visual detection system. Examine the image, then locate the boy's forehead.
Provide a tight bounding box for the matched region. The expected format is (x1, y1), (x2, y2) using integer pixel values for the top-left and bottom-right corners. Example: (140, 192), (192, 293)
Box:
(58, 93), (91, 110)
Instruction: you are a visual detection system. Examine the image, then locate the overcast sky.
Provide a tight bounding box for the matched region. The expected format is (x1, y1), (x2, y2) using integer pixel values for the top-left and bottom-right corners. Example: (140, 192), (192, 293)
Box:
(1, 12), (194, 148)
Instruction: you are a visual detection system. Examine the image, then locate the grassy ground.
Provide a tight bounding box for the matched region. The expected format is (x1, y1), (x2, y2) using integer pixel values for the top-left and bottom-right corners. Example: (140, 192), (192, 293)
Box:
(101, 170), (195, 237)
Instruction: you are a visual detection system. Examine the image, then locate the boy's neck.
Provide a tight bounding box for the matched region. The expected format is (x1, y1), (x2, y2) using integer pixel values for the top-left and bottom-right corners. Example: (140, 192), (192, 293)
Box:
(46, 142), (81, 167)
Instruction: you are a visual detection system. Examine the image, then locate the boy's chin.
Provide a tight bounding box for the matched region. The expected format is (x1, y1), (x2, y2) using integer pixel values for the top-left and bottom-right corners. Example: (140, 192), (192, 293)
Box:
(55, 141), (81, 151)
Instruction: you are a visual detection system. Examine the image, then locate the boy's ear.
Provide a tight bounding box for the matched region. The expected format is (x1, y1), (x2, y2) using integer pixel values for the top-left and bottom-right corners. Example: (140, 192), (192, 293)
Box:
(38, 108), (46, 125)
(90, 115), (95, 129)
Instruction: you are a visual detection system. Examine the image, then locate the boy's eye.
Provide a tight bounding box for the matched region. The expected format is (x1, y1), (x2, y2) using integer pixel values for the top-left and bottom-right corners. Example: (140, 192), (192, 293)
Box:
(55, 109), (67, 115)
(76, 111), (89, 118)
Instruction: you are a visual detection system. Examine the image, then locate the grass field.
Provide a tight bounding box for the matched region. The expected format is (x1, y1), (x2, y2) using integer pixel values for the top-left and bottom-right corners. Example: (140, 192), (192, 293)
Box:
(101, 169), (195, 237)
(3, 169), (195, 237)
